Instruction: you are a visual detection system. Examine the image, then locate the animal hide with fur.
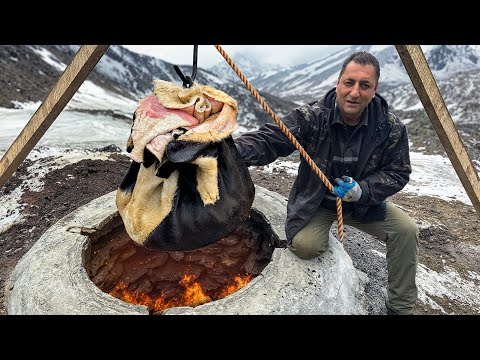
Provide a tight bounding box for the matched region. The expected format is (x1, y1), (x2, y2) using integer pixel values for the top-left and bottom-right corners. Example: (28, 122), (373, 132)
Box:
(116, 81), (255, 251)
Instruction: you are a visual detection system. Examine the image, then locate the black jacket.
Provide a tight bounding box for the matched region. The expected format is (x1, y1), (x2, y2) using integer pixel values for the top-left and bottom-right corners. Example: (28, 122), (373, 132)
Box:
(235, 88), (412, 243)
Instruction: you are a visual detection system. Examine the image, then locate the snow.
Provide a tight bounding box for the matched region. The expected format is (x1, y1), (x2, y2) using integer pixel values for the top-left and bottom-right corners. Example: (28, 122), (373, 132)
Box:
(370, 45), (391, 53)
(6, 108), (473, 213)
(10, 101), (42, 111)
(258, 150), (476, 207)
(0, 108), (132, 158)
(368, 221), (480, 313)
(30, 47), (66, 72)
(380, 62), (409, 83)
(260, 159), (300, 176)
(201, 71), (227, 85)
(1, 106), (479, 313)
(404, 152), (473, 205)
(417, 263), (480, 314)
(404, 101), (424, 111)
(0, 147), (119, 234)
(1, 44), (480, 313)
(255, 151), (480, 313)
(66, 79), (137, 116)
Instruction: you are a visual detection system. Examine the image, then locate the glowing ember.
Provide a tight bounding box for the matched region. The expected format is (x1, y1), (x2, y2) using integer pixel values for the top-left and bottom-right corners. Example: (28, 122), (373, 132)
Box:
(109, 273), (251, 312)
(89, 219), (275, 314)
(220, 274), (252, 298)
(178, 274), (211, 307)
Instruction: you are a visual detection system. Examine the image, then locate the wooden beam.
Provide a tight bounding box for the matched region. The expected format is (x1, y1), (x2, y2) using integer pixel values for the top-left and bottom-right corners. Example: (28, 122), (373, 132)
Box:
(0, 45), (110, 189)
(396, 45), (480, 215)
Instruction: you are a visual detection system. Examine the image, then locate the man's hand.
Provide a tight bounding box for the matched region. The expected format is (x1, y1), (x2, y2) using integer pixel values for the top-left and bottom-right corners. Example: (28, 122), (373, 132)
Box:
(333, 176), (362, 202)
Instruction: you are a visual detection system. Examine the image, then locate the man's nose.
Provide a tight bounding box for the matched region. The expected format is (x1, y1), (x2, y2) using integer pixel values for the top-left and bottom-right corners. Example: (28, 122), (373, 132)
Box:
(350, 84), (360, 97)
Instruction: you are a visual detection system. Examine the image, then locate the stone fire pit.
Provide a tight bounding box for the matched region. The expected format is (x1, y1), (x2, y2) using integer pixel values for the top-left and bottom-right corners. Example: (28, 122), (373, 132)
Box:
(4, 186), (368, 315)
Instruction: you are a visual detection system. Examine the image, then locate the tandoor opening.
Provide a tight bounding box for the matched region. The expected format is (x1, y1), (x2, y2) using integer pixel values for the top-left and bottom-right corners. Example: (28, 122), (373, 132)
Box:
(85, 211), (275, 314)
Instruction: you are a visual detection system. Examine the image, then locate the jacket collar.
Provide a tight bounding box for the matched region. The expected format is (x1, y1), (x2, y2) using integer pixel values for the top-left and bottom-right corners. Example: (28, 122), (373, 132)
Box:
(320, 88), (394, 178)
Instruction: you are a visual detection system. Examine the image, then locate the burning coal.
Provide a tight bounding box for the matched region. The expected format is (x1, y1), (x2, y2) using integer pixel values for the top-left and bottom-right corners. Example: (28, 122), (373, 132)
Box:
(109, 273), (252, 312)
(87, 217), (273, 314)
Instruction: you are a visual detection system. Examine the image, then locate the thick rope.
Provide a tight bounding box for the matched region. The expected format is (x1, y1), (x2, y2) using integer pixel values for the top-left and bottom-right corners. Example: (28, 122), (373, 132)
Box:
(214, 45), (344, 241)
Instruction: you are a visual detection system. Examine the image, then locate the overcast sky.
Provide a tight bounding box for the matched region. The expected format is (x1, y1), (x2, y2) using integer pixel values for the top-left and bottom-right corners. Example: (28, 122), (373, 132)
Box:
(123, 45), (349, 68)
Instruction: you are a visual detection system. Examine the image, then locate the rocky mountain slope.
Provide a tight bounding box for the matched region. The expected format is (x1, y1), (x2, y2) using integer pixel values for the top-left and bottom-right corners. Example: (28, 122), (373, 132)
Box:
(0, 45), (297, 129)
(209, 51), (286, 84)
(1, 45), (480, 316)
(246, 45), (480, 105)
(1, 44), (479, 169)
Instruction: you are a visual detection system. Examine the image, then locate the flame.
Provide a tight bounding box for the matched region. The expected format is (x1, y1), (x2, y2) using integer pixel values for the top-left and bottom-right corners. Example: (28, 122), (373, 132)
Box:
(109, 273), (251, 312)
(109, 282), (152, 308)
(179, 274), (212, 306)
(219, 274), (252, 298)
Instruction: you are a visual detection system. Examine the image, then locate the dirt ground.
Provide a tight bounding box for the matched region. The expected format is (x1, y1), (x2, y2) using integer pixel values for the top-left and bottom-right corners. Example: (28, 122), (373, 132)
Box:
(1, 149), (479, 315)
(248, 166), (480, 315)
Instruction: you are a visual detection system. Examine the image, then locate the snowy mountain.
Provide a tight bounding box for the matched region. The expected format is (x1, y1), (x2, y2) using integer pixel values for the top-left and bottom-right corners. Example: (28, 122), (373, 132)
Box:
(208, 51), (286, 84)
(0, 45), (298, 130)
(249, 46), (365, 104)
(215, 44), (480, 164)
(424, 45), (480, 78)
(247, 44), (411, 103)
(2, 44), (480, 150)
(209, 53), (286, 84)
(4, 45), (480, 122)
(249, 45), (480, 104)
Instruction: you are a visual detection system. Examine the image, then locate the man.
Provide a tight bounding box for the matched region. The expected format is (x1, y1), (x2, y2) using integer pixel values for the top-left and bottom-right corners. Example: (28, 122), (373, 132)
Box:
(234, 51), (419, 315)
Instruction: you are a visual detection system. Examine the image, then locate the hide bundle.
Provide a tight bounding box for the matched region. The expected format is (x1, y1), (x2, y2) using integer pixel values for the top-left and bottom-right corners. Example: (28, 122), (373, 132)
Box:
(116, 80), (255, 251)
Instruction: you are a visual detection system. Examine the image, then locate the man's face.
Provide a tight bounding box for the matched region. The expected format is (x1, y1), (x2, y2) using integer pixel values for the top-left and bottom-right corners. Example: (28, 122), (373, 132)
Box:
(336, 62), (378, 124)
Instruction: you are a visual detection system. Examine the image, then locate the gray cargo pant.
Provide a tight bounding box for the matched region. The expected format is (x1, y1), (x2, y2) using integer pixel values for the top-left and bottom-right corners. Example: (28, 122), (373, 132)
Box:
(288, 201), (419, 315)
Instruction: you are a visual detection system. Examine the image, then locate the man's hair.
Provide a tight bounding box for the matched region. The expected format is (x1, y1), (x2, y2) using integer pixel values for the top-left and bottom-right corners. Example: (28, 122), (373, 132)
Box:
(338, 51), (380, 83)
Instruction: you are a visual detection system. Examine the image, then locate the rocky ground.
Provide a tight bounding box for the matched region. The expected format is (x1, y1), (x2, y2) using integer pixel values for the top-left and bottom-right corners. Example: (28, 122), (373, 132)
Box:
(248, 166), (480, 315)
(1, 145), (479, 315)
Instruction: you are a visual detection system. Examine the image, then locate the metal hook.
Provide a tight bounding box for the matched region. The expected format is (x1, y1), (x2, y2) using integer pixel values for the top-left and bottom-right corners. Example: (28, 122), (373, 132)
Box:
(173, 45), (198, 88)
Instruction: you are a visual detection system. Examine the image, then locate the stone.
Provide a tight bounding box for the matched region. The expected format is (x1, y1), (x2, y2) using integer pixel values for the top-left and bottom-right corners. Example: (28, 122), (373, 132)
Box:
(4, 186), (369, 315)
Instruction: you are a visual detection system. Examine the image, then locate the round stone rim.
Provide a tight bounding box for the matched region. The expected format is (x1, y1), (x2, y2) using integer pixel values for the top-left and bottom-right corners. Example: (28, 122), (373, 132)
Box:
(5, 186), (368, 315)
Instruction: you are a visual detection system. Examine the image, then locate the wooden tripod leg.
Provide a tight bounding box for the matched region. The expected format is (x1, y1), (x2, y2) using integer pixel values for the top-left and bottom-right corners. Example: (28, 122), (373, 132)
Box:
(0, 45), (110, 189)
(396, 45), (480, 216)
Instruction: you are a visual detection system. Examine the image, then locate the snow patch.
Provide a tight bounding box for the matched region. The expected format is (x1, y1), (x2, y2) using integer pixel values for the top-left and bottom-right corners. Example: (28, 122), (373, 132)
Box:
(259, 159), (299, 176)
(417, 263), (480, 314)
(0, 148), (119, 235)
(30, 47), (66, 72)
(403, 152), (473, 206)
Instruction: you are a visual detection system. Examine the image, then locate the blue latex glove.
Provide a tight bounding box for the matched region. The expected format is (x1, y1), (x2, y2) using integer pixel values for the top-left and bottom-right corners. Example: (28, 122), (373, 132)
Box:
(333, 176), (362, 202)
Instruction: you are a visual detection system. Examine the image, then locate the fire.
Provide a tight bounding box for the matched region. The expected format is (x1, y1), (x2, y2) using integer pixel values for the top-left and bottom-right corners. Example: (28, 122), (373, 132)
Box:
(109, 282), (152, 308)
(179, 274), (212, 306)
(109, 273), (251, 312)
(220, 274), (252, 298)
